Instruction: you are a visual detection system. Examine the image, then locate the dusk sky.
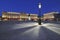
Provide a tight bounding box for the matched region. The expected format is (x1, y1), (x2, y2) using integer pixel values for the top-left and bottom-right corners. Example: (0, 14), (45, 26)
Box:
(0, 0), (60, 16)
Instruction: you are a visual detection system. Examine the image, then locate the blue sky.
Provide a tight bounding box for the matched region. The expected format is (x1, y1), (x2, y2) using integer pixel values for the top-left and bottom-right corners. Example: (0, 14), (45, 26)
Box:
(0, 0), (60, 16)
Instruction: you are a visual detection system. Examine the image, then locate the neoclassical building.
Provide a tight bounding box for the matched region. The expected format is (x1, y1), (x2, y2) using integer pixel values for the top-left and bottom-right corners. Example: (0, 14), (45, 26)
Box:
(2, 11), (38, 21)
(43, 12), (60, 21)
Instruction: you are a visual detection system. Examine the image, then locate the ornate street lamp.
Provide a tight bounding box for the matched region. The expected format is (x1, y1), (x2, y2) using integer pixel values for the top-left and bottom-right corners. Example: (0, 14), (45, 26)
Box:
(38, 3), (42, 25)
(38, 3), (41, 9)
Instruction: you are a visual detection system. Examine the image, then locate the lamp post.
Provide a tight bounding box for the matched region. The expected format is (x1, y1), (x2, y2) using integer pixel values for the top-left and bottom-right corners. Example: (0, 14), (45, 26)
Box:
(38, 3), (42, 25)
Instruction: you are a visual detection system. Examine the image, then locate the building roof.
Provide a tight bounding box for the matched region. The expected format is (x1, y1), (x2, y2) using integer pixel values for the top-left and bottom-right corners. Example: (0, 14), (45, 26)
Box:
(44, 12), (59, 15)
(2, 11), (38, 16)
(7, 12), (21, 14)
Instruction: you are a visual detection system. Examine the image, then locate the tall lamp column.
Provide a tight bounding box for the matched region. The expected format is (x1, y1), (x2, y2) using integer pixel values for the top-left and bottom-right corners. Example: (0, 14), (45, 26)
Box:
(38, 3), (42, 25)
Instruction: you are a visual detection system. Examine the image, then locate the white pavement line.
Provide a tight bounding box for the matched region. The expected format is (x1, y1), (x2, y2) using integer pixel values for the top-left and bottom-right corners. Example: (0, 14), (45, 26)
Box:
(21, 26), (40, 39)
(44, 26), (60, 34)
(42, 23), (60, 34)
(12, 23), (38, 29)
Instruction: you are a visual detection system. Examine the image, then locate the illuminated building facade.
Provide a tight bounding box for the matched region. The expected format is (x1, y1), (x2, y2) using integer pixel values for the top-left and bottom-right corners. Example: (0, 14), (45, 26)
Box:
(2, 12), (20, 21)
(43, 12), (60, 21)
(0, 16), (2, 21)
(30, 14), (38, 21)
(2, 11), (38, 21)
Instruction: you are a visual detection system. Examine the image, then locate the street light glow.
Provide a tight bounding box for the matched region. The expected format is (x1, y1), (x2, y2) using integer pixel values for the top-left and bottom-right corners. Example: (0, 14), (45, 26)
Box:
(38, 3), (41, 8)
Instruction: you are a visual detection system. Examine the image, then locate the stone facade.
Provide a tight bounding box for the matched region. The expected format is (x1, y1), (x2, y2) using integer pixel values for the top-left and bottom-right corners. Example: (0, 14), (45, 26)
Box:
(43, 12), (60, 21)
(2, 12), (38, 21)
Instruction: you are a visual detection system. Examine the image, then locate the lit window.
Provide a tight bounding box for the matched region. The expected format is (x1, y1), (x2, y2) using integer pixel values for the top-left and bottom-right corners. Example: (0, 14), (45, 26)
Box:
(2, 15), (6, 17)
